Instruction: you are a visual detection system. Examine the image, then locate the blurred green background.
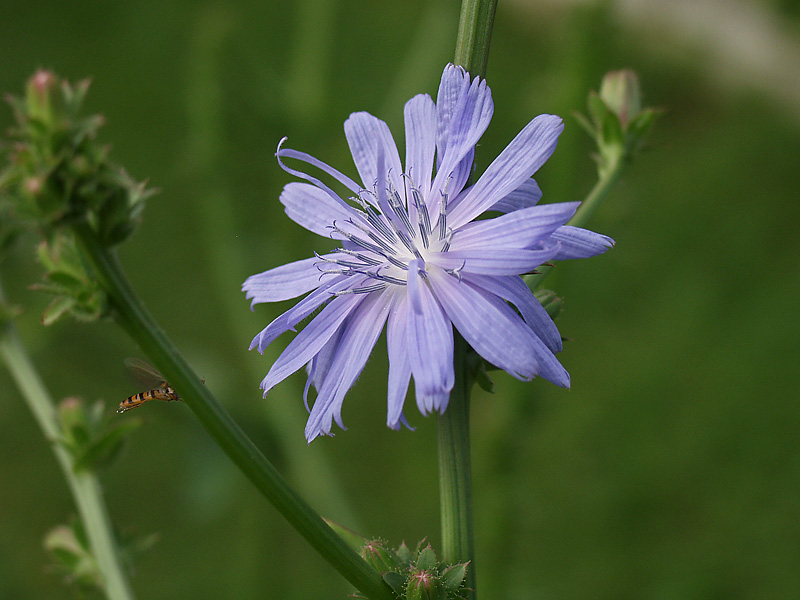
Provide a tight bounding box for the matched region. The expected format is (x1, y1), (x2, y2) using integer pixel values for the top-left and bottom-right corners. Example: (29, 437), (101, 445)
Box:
(1, 0), (799, 598)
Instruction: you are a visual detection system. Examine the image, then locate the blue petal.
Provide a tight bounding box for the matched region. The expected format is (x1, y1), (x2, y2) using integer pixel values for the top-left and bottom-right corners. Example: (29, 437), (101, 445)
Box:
(449, 114), (564, 230)
(280, 182), (358, 238)
(431, 65), (493, 206)
(276, 139), (361, 203)
(462, 274), (562, 353)
(431, 244), (558, 276)
(489, 178), (543, 213)
(305, 291), (393, 441)
(429, 267), (570, 387)
(550, 226), (615, 259)
(344, 112), (404, 194)
(403, 93), (436, 197)
(406, 260), (454, 415)
(305, 326), (344, 409)
(386, 295), (412, 429)
(260, 291), (368, 395)
(249, 275), (353, 352)
(449, 202), (579, 251)
(243, 256), (325, 306)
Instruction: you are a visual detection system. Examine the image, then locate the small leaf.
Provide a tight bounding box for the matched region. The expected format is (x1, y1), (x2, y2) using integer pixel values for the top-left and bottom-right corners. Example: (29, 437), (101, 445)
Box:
(322, 518), (367, 553)
(72, 419), (141, 472)
(41, 296), (75, 326)
(382, 571), (406, 595)
(415, 546), (437, 571)
(442, 562), (469, 592)
(586, 93), (609, 129)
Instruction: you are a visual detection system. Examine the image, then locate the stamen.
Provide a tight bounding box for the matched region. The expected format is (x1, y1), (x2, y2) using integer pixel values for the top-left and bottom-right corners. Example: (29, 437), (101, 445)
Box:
(333, 283), (388, 296)
(445, 260), (466, 282)
(369, 270), (407, 286)
(437, 189), (448, 241)
(439, 228), (453, 252)
(387, 182), (414, 236)
(385, 253), (409, 270)
(334, 248), (383, 267)
(330, 221), (388, 256)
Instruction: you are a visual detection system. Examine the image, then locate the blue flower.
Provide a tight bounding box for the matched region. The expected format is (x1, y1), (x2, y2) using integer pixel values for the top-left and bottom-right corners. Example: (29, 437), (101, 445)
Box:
(244, 64), (613, 441)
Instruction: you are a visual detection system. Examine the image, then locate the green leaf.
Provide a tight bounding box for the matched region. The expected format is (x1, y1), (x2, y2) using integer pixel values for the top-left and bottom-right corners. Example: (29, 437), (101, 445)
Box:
(382, 571), (406, 595)
(442, 562), (469, 592)
(41, 296), (76, 326)
(415, 546), (437, 571)
(322, 518), (367, 553)
(72, 419), (141, 472)
(586, 93), (609, 129)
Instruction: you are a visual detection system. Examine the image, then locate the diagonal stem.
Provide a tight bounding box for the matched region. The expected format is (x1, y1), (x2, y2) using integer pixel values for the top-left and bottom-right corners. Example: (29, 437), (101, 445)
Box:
(70, 221), (394, 600)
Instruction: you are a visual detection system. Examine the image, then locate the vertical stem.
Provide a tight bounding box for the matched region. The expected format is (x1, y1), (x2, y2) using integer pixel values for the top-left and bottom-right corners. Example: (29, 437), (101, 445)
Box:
(438, 2), (498, 597)
(0, 320), (136, 600)
(437, 335), (476, 594)
(454, 0), (498, 77)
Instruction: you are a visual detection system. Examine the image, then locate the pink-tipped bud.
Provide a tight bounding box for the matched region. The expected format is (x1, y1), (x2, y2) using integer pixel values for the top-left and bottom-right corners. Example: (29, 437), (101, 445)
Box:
(599, 69), (642, 128)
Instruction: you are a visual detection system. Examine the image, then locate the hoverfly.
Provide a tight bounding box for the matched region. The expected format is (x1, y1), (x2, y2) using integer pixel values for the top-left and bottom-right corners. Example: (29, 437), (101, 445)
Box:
(117, 357), (180, 413)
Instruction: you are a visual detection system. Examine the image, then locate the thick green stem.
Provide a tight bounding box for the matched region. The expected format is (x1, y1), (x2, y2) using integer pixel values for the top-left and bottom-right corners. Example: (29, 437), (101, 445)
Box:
(0, 317), (135, 600)
(70, 222), (393, 600)
(438, 1), (498, 597)
(437, 336), (476, 594)
(454, 0), (498, 77)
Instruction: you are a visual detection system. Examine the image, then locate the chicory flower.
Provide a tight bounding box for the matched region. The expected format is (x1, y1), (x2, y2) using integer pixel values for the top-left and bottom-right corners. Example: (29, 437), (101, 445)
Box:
(244, 64), (613, 441)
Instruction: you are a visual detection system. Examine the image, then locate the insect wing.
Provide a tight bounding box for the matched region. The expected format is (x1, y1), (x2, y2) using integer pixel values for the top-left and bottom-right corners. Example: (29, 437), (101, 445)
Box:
(124, 357), (167, 389)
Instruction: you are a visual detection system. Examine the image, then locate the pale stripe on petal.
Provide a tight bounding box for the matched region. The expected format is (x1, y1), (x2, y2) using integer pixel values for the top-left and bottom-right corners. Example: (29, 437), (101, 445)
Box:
(260, 292), (368, 395)
(449, 202), (579, 251)
(406, 260), (454, 414)
(345, 112), (404, 194)
(449, 114), (563, 230)
(304, 290), (393, 440)
(550, 225), (615, 260)
(242, 256), (327, 305)
(430, 245), (558, 276)
(429, 268), (569, 387)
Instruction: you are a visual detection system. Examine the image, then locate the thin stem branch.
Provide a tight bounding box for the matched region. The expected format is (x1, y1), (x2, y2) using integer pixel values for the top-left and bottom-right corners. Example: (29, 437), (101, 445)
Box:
(529, 156), (623, 288)
(0, 312), (135, 600)
(70, 221), (394, 600)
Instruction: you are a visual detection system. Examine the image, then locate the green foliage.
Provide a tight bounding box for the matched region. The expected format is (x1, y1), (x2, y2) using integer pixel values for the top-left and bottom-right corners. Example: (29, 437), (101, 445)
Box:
(574, 70), (662, 179)
(355, 538), (469, 599)
(31, 235), (107, 325)
(56, 396), (141, 473)
(44, 518), (103, 595)
(0, 71), (155, 247)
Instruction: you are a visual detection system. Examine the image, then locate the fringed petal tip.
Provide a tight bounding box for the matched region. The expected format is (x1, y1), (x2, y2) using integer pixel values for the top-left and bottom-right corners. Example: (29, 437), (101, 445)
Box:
(275, 136), (289, 157)
(387, 412), (416, 432)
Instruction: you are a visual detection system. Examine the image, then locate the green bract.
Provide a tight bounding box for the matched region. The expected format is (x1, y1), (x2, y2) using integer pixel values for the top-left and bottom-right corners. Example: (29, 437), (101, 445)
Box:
(0, 70), (154, 246)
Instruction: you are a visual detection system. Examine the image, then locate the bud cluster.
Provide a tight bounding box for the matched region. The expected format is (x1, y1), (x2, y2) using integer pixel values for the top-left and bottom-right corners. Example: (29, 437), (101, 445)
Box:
(0, 70), (154, 246)
(359, 538), (470, 600)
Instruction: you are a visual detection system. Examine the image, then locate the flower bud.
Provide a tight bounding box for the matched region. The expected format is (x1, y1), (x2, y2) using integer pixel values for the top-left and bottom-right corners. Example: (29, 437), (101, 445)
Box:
(361, 538), (401, 572)
(25, 70), (58, 126)
(599, 70), (641, 128)
(406, 567), (445, 600)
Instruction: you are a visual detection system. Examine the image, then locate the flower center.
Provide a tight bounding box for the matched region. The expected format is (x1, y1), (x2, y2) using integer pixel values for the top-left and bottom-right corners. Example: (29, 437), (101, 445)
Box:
(316, 174), (452, 294)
